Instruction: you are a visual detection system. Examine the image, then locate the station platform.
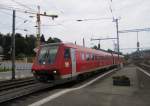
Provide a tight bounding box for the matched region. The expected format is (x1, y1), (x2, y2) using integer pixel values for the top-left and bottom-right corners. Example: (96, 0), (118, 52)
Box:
(42, 65), (150, 106)
(0, 70), (33, 81)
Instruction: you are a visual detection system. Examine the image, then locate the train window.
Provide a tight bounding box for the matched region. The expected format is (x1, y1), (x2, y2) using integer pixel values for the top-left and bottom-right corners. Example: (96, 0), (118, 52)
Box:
(86, 53), (90, 61)
(47, 46), (58, 64)
(99, 56), (101, 60)
(101, 56), (103, 60)
(92, 54), (94, 60)
(95, 55), (98, 60)
(90, 54), (92, 60)
(81, 53), (85, 60)
(38, 47), (48, 64)
(97, 56), (99, 60)
(64, 48), (70, 60)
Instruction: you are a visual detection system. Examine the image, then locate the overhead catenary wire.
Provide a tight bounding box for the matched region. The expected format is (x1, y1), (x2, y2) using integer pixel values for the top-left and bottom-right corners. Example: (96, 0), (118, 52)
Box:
(0, 11), (35, 34)
(120, 47), (150, 50)
(44, 0), (64, 14)
(119, 28), (150, 33)
(0, 9), (33, 22)
(10, 0), (36, 12)
(0, 4), (36, 23)
(107, 0), (115, 20)
(0, 4), (37, 15)
(0, 9), (34, 30)
(41, 23), (63, 27)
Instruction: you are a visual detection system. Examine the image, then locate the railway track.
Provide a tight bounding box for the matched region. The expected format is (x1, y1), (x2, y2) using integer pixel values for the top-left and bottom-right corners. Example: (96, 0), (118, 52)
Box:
(0, 79), (53, 103)
(136, 63), (150, 71)
(0, 77), (37, 92)
(0, 68), (117, 104)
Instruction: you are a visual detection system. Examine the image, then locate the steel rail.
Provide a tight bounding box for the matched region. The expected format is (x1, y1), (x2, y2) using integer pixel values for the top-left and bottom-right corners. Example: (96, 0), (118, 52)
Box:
(0, 68), (117, 104)
(0, 77), (35, 87)
(0, 79), (37, 92)
(0, 82), (53, 103)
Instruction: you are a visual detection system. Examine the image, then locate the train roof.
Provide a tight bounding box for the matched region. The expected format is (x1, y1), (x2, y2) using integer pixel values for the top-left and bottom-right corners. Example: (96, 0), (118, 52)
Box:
(40, 43), (124, 57)
(41, 43), (111, 56)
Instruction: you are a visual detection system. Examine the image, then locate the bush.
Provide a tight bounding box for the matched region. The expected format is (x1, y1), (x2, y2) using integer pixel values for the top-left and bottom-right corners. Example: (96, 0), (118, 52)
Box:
(27, 57), (34, 63)
(0, 67), (11, 72)
(17, 53), (26, 59)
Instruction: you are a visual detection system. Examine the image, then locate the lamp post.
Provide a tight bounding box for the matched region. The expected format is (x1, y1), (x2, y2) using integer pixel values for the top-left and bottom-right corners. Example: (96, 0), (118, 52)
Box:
(113, 18), (120, 61)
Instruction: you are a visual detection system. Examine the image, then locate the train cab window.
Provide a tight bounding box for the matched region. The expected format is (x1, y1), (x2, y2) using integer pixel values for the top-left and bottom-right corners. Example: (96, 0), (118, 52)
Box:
(81, 53), (85, 60)
(47, 46), (58, 64)
(100, 56), (103, 60)
(95, 55), (98, 60)
(92, 54), (94, 60)
(98, 56), (100, 60)
(94, 55), (96, 60)
(38, 47), (48, 64)
(86, 53), (90, 61)
(97, 56), (99, 60)
(64, 48), (70, 60)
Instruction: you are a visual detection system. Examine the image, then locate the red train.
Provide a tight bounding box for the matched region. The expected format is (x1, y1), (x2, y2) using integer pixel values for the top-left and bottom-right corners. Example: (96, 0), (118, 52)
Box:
(32, 43), (124, 82)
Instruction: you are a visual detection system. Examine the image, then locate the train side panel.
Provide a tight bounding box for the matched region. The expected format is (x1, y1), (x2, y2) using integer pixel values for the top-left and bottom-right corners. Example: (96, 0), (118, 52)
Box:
(32, 43), (124, 82)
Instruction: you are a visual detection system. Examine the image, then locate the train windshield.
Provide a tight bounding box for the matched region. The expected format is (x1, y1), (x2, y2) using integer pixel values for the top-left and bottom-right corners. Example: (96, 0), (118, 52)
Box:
(47, 46), (58, 64)
(38, 47), (48, 64)
(38, 46), (58, 64)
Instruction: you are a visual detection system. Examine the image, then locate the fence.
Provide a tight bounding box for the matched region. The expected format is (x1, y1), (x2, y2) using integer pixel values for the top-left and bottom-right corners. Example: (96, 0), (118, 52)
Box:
(0, 61), (32, 71)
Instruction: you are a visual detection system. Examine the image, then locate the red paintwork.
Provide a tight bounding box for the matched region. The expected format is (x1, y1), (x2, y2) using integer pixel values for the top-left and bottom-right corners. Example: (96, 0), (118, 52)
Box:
(32, 43), (123, 79)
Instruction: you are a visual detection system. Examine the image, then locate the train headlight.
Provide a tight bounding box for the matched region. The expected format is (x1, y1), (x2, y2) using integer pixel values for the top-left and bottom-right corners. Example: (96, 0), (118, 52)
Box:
(32, 70), (36, 74)
(53, 70), (57, 74)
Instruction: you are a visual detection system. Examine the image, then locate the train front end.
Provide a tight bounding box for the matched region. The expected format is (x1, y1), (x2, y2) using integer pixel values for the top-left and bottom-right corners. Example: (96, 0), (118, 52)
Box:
(32, 43), (62, 82)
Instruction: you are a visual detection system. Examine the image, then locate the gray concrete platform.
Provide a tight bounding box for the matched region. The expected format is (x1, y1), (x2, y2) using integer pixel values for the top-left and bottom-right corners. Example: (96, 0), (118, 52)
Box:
(43, 65), (150, 106)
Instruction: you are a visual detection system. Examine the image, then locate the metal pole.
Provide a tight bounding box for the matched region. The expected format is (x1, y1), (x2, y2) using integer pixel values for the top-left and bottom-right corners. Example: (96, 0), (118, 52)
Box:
(137, 32), (140, 52)
(36, 5), (41, 47)
(12, 10), (16, 80)
(98, 40), (100, 49)
(83, 38), (85, 47)
(75, 41), (76, 45)
(115, 19), (120, 60)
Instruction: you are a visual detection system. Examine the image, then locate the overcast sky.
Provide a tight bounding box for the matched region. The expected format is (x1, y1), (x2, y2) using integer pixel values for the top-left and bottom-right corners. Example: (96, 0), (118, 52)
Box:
(0, 0), (150, 54)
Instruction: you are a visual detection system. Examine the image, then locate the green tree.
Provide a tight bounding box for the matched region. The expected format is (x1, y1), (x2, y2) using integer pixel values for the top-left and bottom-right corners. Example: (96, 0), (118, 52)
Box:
(25, 34), (36, 56)
(0, 33), (3, 46)
(40, 34), (46, 43)
(2, 33), (11, 59)
(47, 37), (61, 43)
(107, 49), (113, 53)
(92, 45), (98, 50)
(0, 32), (63, 59)
(53, 37), (61, 42)
(15, 33), (27, 57)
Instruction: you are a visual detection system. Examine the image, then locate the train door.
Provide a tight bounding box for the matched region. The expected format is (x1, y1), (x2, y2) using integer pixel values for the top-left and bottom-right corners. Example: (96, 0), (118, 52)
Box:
(70, 48), (76, 77)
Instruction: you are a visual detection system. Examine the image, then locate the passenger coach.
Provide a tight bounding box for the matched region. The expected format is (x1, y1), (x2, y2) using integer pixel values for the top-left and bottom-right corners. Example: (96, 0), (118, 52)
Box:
(32, 43), (123, 82)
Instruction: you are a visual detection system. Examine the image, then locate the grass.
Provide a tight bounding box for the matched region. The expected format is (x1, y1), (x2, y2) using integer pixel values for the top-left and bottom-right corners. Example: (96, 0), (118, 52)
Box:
(0, 67), (11, 72)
